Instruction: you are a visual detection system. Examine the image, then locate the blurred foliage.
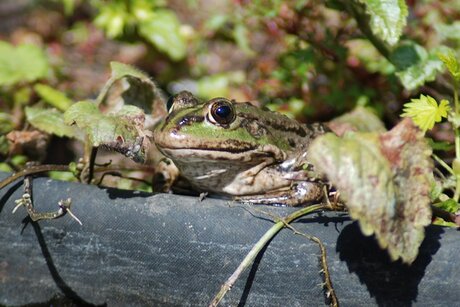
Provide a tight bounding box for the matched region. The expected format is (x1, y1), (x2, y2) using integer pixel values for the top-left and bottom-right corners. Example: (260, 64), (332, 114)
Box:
(0, 0), (459, 210)
(0, 41), (50, 86)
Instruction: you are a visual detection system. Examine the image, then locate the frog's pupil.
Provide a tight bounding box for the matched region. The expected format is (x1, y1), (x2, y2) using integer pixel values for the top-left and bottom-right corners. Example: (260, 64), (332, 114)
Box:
(216, 105), (231, 119)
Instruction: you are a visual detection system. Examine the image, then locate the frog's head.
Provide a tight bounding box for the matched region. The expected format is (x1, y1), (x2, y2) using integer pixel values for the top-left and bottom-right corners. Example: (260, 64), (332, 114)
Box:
(153, 91), (288, 163)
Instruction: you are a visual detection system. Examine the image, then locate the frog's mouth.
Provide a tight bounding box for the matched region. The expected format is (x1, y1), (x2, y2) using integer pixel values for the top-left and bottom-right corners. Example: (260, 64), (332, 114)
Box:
(159, 147), (272, 162)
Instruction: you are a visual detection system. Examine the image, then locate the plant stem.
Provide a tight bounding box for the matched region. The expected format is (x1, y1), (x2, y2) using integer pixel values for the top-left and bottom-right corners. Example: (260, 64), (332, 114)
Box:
(344, 1), (391, 61)
(209, 204), (326, 307)
(432, 153), (454, 175)
(452, 80), (460, 202)
(454, 80), (460, 160)
(0, 165), (70, 189)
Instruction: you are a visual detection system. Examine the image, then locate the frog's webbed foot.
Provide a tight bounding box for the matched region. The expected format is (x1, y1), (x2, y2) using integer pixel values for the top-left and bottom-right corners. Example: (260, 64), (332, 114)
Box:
(234, 181), (325, 207)
(12, 168), (82, 225)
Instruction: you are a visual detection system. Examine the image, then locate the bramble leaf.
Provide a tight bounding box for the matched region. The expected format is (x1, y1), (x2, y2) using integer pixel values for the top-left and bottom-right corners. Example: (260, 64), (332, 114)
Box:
(110, 61), (151, 81)
(63, 61), (170, 163)
(309, 119), (433, 264)
(103, 62), (167, 124)
(64, 101), (148, 162)
(356, 0), (408, 46)
(25, 106), (80, 138)
(401, 94), (450, 131)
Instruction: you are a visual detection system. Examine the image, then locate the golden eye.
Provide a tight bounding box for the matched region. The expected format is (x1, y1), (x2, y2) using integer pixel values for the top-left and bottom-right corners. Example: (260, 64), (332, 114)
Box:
(209, 99), (235, 125)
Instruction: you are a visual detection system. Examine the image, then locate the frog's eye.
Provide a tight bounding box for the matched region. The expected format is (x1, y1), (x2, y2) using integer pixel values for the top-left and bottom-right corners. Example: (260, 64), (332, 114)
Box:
(209, 99), (235, 126)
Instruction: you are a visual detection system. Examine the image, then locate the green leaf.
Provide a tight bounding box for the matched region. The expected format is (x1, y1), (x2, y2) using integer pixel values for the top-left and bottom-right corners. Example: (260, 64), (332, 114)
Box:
(0, 136), (9, 156)
(401, 94), (450, 131)
(196, 71), (245, 99)
(94, 2), (128, 38)
(390, 43), (444, 90)
(309, 119), (433, 264)
(48, 171), (77, 182)
(434, 199), (459, 213)
(25, 106), (79, 138)
(0, 41), (49, 86)
(437, 48), (460, 82)
(435, 21), (460, 43)
(138, 9), (187, 61)
(110, 61), (151, 81)
(356, 0), (408, 46)
(34, 84), (73, 111)
(64, 100), (148, 162)
(101, 62), (166, 117)
(0, 113), (14, 134)
(14, 87), (32, 105)
(433, 198), (460, 227)
(131, 0), (157, 21)
(204, 15), (228, 32)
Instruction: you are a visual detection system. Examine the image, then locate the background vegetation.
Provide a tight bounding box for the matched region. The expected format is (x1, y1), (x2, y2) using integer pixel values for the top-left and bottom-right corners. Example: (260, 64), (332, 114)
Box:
(1, 0), (460, 206)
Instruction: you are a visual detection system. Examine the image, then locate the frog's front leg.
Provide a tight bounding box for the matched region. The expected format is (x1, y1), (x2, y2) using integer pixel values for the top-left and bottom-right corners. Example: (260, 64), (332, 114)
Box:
(234, 181), (325, 207)
(152, 158), (180, 192)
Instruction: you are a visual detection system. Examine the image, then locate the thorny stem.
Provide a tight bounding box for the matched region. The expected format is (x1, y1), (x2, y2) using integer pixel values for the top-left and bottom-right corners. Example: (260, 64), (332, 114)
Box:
(284, 223), (339, 307)
(209, 204), (327, 307)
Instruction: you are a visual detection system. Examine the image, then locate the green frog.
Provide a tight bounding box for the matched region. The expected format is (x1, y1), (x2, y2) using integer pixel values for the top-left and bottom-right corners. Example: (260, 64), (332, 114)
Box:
(153, 91), (329, 206)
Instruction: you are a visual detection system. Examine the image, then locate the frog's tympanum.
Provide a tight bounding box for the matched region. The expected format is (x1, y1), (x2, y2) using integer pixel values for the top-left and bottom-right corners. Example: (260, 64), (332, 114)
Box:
(153, 91), (329, 206)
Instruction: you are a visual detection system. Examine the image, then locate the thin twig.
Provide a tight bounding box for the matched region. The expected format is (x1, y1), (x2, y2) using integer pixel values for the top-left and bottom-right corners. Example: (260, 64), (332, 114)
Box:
(12, 172), (82, 224)
(86, 146), (99, 184)
(432, 153), (454, 176)
(0, 164), (70, 189)
(284, 223), (339, 307)
(209, 204), (326, 307)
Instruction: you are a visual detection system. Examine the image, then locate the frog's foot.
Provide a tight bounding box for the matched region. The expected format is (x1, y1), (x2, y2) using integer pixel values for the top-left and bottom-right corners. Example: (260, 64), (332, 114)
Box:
(234, 181), (324, 207)
(152, 158), (180, 192)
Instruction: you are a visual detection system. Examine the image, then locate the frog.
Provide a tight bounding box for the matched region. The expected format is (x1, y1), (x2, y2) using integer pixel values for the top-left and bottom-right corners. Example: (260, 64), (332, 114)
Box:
(153, 91), (330, 206)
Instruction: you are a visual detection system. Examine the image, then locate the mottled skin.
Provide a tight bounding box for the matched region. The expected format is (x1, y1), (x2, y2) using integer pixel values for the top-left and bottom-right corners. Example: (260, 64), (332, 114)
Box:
(153, 91), (328, 206)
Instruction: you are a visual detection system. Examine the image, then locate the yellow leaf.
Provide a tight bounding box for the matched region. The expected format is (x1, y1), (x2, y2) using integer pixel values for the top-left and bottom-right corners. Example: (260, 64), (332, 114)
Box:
(401, 94), (451, 131)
